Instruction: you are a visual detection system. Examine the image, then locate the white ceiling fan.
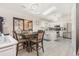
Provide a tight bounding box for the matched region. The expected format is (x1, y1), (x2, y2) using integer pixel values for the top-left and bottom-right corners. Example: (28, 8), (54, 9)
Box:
(21, 3), (41, 14)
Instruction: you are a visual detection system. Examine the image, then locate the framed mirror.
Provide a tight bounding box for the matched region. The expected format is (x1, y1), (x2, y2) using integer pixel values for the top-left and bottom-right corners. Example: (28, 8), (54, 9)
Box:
(13, 17), (24, 34)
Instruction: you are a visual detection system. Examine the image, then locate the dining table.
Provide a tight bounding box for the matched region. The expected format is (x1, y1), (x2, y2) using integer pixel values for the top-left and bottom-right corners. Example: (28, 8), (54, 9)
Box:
(17, 31), (38, 52)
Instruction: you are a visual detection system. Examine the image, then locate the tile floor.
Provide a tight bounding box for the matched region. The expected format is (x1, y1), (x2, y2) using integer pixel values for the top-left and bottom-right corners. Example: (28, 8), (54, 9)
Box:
(18, 37), (73, 56)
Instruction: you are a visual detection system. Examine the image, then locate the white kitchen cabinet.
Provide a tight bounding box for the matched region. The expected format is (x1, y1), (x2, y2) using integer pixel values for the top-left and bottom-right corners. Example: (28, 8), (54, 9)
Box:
(44, 31), (56, 41)
(0, 45), (16, 56)
(0, 35), (18, 56)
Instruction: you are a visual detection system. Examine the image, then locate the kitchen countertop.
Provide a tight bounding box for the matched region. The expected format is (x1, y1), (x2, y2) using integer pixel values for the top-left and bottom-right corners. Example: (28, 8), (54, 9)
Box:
(0, 35), (18, 49)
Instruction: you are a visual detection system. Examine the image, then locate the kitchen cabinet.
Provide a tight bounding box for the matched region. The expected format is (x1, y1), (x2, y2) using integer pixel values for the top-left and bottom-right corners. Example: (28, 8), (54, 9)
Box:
(63, 23), (72, 39)
(44, 30), (56, 41)
(0, 45), (16, 56)
(0, 35), (18, 56)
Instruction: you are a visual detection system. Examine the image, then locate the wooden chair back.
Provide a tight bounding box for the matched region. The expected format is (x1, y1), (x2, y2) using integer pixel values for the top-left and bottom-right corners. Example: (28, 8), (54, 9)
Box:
(37, 30), (45, 41)
(13, 31), (18, 40)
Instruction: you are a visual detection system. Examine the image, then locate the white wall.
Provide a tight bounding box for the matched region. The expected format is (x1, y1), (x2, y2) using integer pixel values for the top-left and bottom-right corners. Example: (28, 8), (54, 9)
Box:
(71, 4), (76, 56)
(0, 7), (34, 36)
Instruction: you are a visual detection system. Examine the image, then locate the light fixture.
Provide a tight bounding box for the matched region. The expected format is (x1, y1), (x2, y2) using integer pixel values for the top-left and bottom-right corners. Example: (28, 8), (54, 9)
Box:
(42, 6), (56, 15)
(31, 3), (39, 10)
(21, 3), (40, 14)
(30, 3), (40, 14)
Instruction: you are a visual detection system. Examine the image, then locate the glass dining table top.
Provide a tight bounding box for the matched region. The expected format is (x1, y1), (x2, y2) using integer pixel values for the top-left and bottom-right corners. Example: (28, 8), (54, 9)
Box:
(16, 31), (38, 39)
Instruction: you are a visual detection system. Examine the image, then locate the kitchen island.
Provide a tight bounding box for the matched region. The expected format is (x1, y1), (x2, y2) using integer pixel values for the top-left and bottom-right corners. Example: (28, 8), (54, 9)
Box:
(0, 35), (18, 56)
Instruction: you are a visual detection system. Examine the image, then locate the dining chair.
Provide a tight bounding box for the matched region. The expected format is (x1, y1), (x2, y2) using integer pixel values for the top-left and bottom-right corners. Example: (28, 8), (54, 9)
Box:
(13, 31), (27, 56)
(30, 30), (45, 56)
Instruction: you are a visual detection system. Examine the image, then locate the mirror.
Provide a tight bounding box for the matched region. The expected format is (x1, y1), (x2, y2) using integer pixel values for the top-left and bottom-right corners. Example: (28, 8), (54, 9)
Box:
(13, 17), (24, 34)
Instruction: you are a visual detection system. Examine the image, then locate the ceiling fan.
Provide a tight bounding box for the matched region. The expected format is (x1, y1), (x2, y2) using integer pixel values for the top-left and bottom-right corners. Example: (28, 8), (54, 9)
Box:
(21, 3), (41, 14)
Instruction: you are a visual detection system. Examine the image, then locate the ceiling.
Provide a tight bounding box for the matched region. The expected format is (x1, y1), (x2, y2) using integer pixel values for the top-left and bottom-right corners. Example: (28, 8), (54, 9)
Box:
(0, 3), (73, 21)
(21, 3), (72, 14)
